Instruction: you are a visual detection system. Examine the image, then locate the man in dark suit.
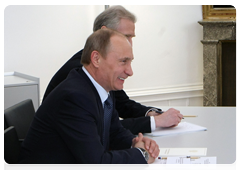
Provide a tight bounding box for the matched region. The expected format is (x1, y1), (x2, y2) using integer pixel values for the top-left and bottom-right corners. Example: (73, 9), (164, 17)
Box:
(43, 5), (183, 135)
(19, 28), (159, 164)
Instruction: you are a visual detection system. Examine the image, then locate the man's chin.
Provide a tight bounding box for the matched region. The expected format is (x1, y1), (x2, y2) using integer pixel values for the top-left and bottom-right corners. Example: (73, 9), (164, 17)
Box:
(113, 85), (123, 91)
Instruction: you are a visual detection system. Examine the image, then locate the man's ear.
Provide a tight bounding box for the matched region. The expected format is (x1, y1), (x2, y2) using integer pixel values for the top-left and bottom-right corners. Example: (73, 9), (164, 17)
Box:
(91, 51), (101, 68)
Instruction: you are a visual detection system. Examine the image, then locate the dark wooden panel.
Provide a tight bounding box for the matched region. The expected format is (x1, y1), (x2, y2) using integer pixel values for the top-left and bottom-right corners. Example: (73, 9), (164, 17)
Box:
(221, 41), (236, 106)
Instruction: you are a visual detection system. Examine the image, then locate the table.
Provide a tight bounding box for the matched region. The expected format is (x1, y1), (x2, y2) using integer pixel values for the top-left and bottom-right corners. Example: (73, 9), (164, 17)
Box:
(145, 107), (236, 164)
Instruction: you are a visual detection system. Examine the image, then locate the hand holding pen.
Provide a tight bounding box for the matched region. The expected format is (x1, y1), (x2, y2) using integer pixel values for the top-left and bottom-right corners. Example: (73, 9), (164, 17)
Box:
(152, 108), (183, 128)
(147, 108), (197, 128)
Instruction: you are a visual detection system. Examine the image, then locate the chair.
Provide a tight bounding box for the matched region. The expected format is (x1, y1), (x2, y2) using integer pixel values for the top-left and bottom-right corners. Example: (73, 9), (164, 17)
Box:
(4, 126), (21, 164)
(4, 99), (35, 140)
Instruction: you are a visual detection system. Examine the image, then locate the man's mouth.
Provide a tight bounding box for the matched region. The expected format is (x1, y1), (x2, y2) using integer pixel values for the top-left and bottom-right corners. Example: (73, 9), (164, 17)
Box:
(118, 77), (126, 81)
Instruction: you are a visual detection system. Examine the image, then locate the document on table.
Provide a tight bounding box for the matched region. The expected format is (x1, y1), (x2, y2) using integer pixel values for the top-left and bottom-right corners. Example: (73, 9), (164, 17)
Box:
(189, 157), (217, 164)
(166, 157), (191, 169)
(159, 148), (207, 157)
(145, 158), (167, 170)
(145, 122), (207, 136)
(154, 157), (217, 164)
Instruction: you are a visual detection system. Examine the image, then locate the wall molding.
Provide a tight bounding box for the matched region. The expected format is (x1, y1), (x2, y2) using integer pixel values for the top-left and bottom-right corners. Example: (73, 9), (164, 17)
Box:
(125, 83), (203, 106)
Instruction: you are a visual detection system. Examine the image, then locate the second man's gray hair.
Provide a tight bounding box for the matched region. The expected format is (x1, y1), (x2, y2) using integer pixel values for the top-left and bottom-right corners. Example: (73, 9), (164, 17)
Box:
(93, 5), (137, 32)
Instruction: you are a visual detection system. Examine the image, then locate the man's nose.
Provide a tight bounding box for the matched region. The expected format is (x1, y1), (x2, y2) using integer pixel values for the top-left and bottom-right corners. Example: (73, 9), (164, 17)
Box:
(126, 64), (133, 77)
(128, 37), (133, 46)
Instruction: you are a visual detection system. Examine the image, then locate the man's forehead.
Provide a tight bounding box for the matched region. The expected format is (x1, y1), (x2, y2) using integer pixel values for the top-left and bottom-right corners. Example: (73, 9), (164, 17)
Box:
(116, 18), (135, 36)
(108, 36), (133, 55)
(110, 34), (130, 45)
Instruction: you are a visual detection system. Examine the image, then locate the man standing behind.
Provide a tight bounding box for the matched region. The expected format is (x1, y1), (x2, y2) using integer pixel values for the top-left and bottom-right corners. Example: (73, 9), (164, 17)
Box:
(19, 29), (159, 164)
(43, 5), (183, 135)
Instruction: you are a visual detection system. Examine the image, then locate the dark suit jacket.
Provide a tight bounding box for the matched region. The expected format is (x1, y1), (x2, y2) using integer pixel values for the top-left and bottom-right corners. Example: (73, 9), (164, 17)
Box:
(19, 68), (147, 164)
(43, 50), (159, 134)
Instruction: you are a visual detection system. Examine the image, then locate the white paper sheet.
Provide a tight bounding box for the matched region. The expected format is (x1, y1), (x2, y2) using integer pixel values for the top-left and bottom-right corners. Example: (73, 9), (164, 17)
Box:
(145, 158), (167, 170)
(159, 148), (207, 157)
(166, 157), (191, 164)
(146, 122), (207, 136)
(191, 157), (217, 169)
(145, 157), (217, 170)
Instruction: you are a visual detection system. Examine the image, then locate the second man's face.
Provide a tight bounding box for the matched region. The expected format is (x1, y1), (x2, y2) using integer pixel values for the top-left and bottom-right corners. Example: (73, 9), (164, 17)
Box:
(116, 18), (135, 46)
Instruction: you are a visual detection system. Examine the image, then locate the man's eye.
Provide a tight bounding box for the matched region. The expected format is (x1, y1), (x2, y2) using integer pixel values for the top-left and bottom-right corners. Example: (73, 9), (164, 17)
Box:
(125, 35), (135, 38)
(125, 35), (132, 38)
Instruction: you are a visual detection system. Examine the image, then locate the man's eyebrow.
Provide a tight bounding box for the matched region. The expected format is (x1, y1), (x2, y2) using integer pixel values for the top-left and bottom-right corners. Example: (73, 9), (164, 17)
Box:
(119, 57), (134, 61)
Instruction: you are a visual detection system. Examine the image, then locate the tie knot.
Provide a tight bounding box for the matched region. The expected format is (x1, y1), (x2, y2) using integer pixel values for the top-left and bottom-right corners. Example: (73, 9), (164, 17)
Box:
(105, 95), (113, 107)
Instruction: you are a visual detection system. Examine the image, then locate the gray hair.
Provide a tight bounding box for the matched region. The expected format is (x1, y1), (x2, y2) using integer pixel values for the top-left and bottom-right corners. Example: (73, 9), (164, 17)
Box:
(93, 5), (137, 32)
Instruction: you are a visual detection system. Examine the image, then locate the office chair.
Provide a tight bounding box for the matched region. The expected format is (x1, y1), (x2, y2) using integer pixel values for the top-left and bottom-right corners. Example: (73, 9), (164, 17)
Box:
(4, 116), (8, 130)
(4, 126), (21, 164)
(4, 99), (35, 140)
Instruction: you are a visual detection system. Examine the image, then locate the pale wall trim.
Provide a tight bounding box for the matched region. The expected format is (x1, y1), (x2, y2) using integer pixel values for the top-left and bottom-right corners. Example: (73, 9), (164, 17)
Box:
(125, 83), (203, 107)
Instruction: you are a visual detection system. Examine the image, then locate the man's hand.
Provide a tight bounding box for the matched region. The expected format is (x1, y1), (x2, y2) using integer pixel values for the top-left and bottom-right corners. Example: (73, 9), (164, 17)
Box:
(154, 108), (183, 128)
(132, 133), (159, 164)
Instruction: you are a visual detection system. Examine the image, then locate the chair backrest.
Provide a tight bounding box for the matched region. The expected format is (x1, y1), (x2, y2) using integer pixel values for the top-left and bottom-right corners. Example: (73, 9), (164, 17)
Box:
(4, 99), (35, 140)
(4, 126), (21, 164)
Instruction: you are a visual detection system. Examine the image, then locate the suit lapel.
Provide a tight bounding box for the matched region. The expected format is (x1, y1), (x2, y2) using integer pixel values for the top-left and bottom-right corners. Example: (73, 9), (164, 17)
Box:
(76, 67), (105, 145)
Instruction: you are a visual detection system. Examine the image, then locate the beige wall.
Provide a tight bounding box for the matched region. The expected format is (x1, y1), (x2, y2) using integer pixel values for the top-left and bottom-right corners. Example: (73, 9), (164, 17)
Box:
(4, 5), (203, 106)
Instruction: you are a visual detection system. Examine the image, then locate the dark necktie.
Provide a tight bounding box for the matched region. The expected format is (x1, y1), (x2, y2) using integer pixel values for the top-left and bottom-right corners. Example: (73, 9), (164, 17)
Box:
(103, 95), (113, 150)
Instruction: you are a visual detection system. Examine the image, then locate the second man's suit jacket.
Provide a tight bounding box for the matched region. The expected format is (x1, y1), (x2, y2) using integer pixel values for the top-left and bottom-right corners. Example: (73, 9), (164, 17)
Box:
(43, 49), (155, 134)
(19, 68), (147, 164)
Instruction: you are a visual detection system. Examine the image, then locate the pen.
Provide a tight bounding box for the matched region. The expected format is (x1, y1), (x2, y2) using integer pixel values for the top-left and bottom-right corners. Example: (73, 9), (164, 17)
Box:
(155, 110), (197, 119)
(183, 115), (198, 118)
(158, 156), (200, 159)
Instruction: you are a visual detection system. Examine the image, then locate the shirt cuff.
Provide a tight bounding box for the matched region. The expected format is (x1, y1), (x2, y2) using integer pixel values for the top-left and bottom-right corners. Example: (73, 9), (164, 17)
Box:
(150, 116), (156, 132)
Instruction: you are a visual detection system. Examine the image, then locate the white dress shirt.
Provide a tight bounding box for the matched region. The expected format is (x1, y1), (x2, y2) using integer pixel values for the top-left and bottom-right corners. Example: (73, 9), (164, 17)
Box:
(82, 66), (108, 107)
(83, 66), (156, 131)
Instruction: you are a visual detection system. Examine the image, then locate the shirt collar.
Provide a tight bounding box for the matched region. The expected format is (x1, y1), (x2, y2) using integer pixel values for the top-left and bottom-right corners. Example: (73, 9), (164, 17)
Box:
(82, 66), (108, 106)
